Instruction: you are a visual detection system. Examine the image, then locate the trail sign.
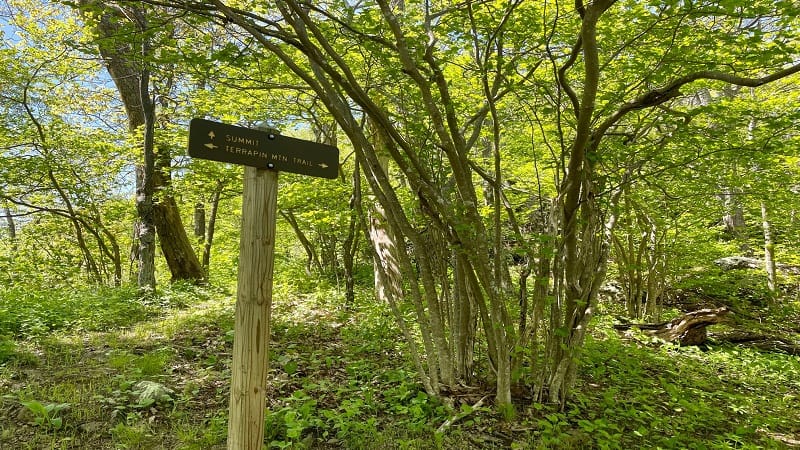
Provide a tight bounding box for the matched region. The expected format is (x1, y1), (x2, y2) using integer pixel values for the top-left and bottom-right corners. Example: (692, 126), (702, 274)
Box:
(188, 118), (339, 179)
(188, 119), (341, 449)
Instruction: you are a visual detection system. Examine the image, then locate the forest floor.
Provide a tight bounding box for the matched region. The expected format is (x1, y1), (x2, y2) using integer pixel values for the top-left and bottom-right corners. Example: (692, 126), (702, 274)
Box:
(1, 275), (799, 449)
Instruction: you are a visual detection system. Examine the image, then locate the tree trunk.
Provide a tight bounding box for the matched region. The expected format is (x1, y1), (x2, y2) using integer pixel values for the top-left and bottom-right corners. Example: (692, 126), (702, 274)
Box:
(453, 254), (475, 381)
(353, 160), (434, 394)
(342, 215), (358, 306)
(202, 181), (224, 272)
(542, 1), (610, 406)
(280, 210), (322, 275)
(517, 258), (531, 338)
(3, 204), (16, 251)
(39, 164), (104, 283)
(761, 201), (777, 295)
(136, 71), (157, 290)
(526, 238), (551, 382)
(645, 220), (668, 320)
(723, 196), (747, 237)
(76, 1), (156, 289)
(153, 145), (205, 282)
(721, 186), (748, 253)
(94, 223), (123, 287)
(342, 162), (362, 306)
(67, 215), (102, 283)
(152, 195), (204, 282)
(194, 202), (205, 243)
(368, 138), (403, 306)
(714, 331), (800, 355)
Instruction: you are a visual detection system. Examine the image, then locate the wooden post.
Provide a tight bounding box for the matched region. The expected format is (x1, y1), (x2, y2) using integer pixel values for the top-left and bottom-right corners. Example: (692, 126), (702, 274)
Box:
(227, 165), (278, 450)
(187, 118), (337, 448)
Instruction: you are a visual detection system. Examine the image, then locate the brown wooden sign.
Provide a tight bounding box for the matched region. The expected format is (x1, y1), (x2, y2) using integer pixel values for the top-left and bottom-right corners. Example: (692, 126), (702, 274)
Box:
(188, 118), (339, 179)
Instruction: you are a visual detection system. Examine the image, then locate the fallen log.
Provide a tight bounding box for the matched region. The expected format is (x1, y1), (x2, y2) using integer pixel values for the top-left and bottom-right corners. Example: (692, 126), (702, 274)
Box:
(614, 307), (730, 346)
(713, 331), (800, 356)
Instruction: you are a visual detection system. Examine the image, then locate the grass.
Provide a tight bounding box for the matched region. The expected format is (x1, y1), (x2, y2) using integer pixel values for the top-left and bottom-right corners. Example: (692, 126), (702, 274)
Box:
(0, 280), (798, 449)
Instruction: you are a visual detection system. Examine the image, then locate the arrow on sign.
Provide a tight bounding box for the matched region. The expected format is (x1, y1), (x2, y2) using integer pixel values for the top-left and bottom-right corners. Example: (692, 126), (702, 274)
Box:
(319, 163), (328, 168)
(203, 130), (218, 149)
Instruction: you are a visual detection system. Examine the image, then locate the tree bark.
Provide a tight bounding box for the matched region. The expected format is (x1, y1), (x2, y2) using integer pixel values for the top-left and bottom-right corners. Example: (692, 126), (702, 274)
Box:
(153, 145), (205, 282)
(761, 201), (777, 295)
(721, 187), (747, 248)
(137, 54), (157, 290)
(3, 204), (17, 251)
(453, 254), (475, 381)
(353, 159), (434, 395)
(367, 132), (403, 306)
(202, 181), (224, 272)
(342, 162), (362, 306)
(194, 202), (205, 243)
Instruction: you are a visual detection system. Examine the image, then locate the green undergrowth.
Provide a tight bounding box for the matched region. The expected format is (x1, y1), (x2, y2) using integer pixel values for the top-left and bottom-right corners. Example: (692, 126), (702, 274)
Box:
(0, 281), (798, 449)
(0, 281), (209, 341)
(567, 330), (800, 449)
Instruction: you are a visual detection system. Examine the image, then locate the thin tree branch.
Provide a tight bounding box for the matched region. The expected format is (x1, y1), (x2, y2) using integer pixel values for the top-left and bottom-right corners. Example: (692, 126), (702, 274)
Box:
(595, 62), (800, 140)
